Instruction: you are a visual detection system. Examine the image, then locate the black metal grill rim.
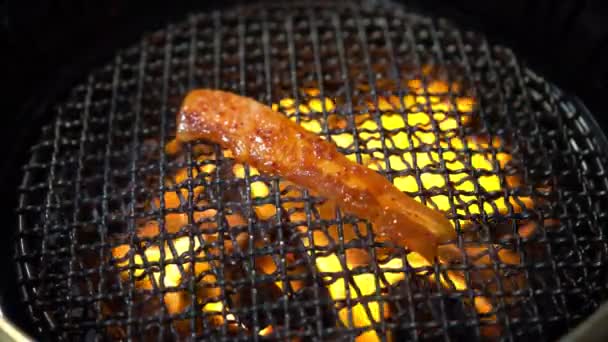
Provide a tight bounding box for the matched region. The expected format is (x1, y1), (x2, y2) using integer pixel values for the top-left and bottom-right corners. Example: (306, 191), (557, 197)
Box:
(14, 0), (608, 340)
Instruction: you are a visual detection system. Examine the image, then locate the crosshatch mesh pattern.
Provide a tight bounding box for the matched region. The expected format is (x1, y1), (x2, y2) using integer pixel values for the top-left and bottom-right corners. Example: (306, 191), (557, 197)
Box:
(15, 1), (608, 341)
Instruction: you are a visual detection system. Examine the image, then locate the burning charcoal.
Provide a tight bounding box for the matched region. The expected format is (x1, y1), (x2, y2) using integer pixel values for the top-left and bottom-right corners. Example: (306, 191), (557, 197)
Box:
(229, 280), (285, 330)
(389, 277), (479, 341)
(290, 286), (339, 337)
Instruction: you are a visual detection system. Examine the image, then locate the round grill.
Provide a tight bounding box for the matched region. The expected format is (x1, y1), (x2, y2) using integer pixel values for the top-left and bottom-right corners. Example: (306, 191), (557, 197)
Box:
(16, 1), (608, 340)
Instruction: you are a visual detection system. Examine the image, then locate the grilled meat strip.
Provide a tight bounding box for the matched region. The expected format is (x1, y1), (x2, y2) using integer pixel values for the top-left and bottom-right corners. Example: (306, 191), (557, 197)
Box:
(175, 89), (455, 262)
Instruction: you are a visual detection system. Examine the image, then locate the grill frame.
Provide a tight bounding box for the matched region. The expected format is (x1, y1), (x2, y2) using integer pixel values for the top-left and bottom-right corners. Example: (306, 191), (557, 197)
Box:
(13, 1), (608, 340)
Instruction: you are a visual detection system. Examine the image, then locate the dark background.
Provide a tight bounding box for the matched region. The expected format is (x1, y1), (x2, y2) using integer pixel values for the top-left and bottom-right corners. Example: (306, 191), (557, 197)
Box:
(1, 0), (607, 337)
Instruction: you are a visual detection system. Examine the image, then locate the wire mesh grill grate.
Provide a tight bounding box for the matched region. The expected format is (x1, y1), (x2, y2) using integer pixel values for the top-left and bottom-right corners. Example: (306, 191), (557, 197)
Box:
(15, 1), (608, 341)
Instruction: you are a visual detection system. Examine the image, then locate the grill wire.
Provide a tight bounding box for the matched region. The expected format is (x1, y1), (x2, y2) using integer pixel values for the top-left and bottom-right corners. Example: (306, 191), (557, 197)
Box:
(15, 1), (608, 341)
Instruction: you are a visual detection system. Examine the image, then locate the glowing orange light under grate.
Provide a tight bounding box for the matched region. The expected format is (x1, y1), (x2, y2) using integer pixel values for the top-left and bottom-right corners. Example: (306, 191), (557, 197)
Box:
(111, 78), (537, 340)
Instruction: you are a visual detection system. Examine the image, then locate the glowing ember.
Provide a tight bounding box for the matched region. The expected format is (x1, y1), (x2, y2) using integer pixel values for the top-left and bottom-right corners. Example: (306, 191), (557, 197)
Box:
(269, 82), (531, 339)
(110, 76), (539, 340)
(259, 325), (274, 336)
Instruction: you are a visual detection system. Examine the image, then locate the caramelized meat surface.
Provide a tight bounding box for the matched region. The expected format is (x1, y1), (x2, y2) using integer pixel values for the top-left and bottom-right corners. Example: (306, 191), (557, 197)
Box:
(176, 89), (455, 262)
